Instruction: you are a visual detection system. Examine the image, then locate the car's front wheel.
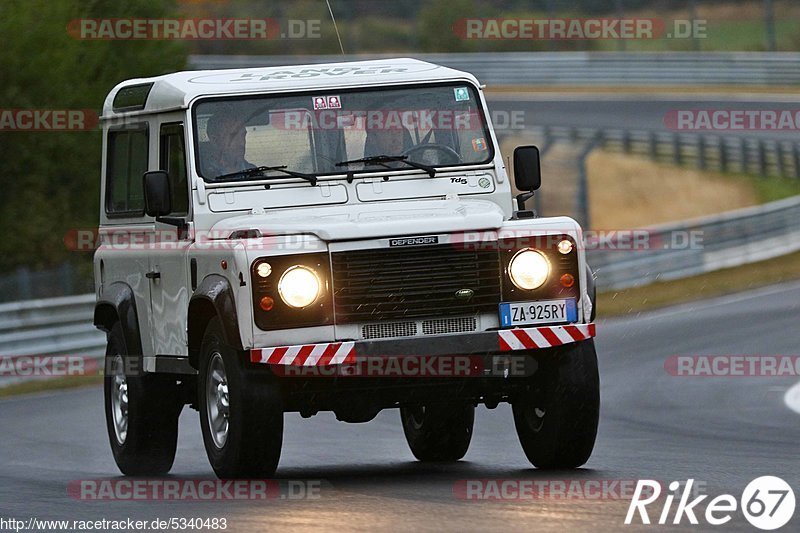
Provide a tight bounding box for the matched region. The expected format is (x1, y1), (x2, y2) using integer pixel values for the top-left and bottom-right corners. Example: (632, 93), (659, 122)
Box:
(198, 317), (283, 479)
(104, 322), (182, 476)
(512, 339), (600, 469)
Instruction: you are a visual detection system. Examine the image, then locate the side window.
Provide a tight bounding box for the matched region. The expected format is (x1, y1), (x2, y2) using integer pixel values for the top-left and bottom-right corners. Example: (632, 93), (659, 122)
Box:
(106, 126), (148, 216)
(159, 123), (189, 215)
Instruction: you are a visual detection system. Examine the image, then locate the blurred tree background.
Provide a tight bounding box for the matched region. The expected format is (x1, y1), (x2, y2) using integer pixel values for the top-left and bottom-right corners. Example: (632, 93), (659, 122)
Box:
(0, 0), (185, 279)
(184, 0), (800, 54)
(0, 0), (797, 293)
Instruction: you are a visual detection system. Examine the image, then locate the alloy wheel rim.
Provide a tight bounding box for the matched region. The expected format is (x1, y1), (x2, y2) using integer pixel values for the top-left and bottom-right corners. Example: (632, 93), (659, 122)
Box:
(110, 354), (128, 445)
(206, 352), (230, 449)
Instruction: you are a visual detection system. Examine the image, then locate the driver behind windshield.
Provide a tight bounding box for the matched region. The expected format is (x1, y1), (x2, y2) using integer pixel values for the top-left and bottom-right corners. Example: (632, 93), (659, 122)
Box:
(203, 110), (255, 179)
(363, 124), (412, 168)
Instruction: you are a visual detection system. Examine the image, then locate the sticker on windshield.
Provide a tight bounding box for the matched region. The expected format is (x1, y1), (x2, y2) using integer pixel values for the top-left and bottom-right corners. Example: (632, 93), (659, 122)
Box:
(327, 95), (341, 109)
(472, 137), (487, 151)
(454, 87), (470, 101)
(312, 96), (328, 110)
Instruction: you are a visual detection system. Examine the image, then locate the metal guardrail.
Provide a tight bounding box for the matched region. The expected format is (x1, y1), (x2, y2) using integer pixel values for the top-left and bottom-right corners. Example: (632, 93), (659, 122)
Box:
(496, 124), (799, 233)
(531, 125), (800, 179)
(0, 294), (105, 388)
(2, 191), (799, 387)
(587, 195), (800, 290)
(189, 52), (800, 86)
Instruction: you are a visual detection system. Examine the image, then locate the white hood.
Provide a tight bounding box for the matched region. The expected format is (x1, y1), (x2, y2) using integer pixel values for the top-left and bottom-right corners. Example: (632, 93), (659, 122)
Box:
(210, 198), (505, 241)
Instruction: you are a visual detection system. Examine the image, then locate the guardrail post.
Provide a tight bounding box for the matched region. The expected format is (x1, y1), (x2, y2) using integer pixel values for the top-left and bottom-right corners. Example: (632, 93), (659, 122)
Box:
(776, 142), (786, 178)
(758, 140), (768, 177)
(577, 135), (600, 229)
(719, 137), (728, 173)
(740, 138), (749, 174)
(696, 136), (706, 169)
(535, 127), (555, 215)
(538, 127), (553, 156)
(793, 143), (800, 179)
(569, 127), (578, 144)
(673, 134), (682, 165)
(649, 132), (658, 160)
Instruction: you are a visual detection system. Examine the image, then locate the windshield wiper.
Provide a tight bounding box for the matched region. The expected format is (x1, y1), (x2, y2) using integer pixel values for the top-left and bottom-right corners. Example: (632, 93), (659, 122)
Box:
(335, 155), (436, 178)
(214, 165), (317, 186)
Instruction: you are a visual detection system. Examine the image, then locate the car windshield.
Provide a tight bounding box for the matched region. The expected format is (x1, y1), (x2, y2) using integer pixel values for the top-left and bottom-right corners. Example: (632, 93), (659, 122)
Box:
(193, 83), (493, 182)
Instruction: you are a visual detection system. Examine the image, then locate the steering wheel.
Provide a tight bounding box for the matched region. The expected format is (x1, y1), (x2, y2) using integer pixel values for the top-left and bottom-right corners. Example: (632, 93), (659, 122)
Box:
(401, 143), (463, 165)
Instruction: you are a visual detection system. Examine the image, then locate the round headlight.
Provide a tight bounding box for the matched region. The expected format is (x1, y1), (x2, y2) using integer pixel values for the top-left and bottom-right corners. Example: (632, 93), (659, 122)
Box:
(509, 249), (550, 290)
(278, 266), (321, 308)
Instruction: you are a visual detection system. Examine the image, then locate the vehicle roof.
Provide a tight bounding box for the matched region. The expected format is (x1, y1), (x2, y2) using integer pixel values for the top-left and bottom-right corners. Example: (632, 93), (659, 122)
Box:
(101, 58), (481, 119)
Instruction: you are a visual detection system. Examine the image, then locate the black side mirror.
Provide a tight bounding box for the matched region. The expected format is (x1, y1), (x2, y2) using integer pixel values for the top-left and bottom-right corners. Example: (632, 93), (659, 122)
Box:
(513, 145), (542, 192)
(511, 146), (542, 216)
(143, 170), (172, 217)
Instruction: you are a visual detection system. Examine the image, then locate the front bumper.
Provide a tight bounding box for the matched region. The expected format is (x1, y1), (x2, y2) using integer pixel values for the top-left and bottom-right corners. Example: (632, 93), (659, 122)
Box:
(250, 323), (596, 366)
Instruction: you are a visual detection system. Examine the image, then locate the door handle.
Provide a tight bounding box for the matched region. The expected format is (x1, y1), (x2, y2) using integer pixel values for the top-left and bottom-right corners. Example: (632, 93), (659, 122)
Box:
(145, 271), (161, 280)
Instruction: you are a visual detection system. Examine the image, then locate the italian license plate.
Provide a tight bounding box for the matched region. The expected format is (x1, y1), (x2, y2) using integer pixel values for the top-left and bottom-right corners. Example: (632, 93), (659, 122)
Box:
(499, 299), (577, 327)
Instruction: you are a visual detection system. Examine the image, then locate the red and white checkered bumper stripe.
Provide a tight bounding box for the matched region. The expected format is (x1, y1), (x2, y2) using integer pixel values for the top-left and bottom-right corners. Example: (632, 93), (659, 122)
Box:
(251, 342), (355, 366)
(250, 323), (595, 366)
(497, 323), (596, 351)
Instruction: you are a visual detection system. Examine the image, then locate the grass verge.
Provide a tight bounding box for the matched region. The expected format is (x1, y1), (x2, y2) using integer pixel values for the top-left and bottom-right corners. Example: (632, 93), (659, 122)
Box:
(742, 173), (800, 204)
(587, 150), (760, 229)
(598, 250), (800, 317)
(0, 374), (102, 399)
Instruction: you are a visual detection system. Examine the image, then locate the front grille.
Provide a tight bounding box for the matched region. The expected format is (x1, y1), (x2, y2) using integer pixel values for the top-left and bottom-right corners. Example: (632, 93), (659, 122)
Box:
(362, 321), (417, 339)
(360, 316), (478, 340)
(422, 316), (477, 335)
(332, 244), (501, 323)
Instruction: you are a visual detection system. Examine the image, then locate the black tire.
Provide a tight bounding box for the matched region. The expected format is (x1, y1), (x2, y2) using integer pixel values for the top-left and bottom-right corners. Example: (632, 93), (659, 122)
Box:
(198, 317), (283, 479)
(400, 403), (474, 461)
(512, 339), (600, 469)
(104, 322), (182, 476)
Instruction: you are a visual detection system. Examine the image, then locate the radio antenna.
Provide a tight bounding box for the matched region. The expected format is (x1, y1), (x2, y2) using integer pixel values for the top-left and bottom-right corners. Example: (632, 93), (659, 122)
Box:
(325, 0), (345, 55)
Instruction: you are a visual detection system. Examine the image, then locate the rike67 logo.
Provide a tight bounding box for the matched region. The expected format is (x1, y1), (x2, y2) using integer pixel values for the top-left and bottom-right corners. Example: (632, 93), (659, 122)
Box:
(625, 477), (795, 530)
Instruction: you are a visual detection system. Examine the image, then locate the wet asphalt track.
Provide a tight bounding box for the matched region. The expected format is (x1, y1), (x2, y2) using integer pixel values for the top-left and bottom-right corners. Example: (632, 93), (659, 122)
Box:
(1, 281), (799, 532)
(486, 94), (800, 141)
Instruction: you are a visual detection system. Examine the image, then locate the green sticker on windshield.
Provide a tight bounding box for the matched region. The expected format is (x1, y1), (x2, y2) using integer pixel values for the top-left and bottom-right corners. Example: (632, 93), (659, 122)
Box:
(454, 87), (470, 101)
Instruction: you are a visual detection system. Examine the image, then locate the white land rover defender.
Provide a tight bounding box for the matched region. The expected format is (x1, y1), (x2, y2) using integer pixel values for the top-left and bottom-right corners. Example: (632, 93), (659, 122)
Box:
(93, 59), (599, 479)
